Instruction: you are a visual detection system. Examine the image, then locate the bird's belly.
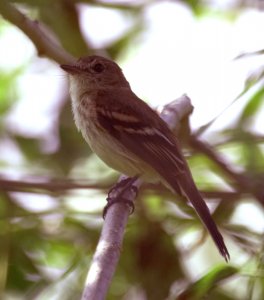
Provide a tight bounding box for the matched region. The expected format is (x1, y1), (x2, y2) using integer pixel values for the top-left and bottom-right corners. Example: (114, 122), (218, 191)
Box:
(83, 123), (157, 180)
(83, 124), (140, 176)
(72, 100), (158, 181)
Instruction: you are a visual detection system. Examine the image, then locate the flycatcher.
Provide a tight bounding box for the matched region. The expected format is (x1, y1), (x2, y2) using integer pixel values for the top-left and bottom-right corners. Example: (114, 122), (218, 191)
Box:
(60, 55), (230, 261)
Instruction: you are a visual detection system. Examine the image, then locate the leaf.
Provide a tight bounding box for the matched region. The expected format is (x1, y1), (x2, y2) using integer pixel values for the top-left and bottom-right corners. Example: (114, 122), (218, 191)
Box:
(238, 87), (264, 128)
(235, 49), (264, 59)
(178, 265), (238, 300)
(195, 67), (264, 136)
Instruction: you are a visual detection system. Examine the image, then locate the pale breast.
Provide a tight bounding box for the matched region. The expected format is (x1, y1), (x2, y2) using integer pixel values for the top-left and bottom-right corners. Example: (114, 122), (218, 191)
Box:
(71, 93), (159, 180)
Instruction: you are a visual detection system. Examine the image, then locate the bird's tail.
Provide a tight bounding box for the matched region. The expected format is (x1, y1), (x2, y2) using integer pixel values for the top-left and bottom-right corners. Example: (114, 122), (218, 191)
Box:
(166, 172), (230, 262)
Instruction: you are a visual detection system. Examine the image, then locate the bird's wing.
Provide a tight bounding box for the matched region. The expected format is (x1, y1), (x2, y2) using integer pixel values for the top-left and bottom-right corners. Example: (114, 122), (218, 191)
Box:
(95, 91), (230, 261)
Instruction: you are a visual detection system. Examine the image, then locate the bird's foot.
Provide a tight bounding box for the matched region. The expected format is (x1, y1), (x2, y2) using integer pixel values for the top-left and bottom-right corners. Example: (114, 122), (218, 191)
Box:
(103, 176), (138, 218)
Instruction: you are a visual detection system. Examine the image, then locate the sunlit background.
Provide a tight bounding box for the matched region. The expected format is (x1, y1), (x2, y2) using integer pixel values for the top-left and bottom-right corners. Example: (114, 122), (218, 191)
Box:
(0, 0), (264, 299)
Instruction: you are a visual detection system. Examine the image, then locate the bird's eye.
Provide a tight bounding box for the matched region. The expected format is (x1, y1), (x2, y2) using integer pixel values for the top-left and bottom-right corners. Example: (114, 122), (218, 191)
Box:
(92, 62), (105, 73)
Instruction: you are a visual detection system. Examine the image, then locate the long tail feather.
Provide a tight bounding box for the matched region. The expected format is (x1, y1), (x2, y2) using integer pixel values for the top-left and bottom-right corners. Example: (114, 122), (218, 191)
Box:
(167, 173), (230, 262)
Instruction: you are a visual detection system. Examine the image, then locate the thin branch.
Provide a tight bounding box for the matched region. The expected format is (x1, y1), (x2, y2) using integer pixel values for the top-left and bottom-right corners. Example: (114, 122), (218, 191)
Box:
(81, 95), (193, 300)
(189, 137), (264, 205)
(0, 177), (111, 193)
(143, 185), (242, 201)
(189, 137), (248, 186)
(201, 190), (241, 200)
(0, 0), (74, 64)
(0, 177), (243, 202)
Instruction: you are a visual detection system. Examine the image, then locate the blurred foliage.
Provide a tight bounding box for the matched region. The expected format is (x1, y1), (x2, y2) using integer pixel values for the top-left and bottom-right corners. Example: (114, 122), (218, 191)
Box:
(0, 0), (264, 299)
(0, 67), (22, 115)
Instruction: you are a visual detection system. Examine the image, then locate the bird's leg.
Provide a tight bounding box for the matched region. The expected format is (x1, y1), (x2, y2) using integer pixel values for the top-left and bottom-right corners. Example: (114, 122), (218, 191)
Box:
(103, 176), (139, 218)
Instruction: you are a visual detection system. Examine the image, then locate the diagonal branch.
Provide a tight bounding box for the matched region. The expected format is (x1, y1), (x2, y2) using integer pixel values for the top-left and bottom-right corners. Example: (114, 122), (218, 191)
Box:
(0, 0), (74, 64)
(189, 137), (264, 206)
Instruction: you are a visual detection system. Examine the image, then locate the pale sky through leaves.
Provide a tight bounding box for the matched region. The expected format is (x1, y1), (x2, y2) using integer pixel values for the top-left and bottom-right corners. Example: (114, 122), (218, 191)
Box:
(1, 0), (264, 224)
(0, 2), (264, 289)
(1, 1), (264, 140)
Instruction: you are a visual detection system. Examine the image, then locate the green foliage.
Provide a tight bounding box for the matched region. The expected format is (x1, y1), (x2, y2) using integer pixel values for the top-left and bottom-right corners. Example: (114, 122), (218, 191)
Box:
(238, 87), (264, 129)
(0, 1), (264, 299)
(0, 68), (22, 115)
(178, 265), (238, 300)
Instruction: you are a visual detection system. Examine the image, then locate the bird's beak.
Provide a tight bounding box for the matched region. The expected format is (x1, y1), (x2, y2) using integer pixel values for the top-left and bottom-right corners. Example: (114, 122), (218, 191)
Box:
(60, 64), (81, 74)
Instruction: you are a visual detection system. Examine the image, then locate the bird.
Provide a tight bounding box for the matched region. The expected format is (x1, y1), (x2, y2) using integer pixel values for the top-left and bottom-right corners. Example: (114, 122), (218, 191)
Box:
(60, 55), (230, 261)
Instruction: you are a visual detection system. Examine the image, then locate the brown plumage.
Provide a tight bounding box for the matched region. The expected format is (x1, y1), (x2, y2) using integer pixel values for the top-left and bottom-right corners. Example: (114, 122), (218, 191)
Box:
(61, 55), (230, 261)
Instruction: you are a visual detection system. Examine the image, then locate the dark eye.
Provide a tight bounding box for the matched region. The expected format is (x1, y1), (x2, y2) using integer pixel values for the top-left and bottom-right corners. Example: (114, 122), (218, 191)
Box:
(92, 62), (105, 73)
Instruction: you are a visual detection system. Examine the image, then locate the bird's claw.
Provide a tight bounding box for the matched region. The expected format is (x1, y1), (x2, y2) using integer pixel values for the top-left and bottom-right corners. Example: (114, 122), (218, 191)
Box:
(103, 176), (138, 218)
(103, 197), (135, 219)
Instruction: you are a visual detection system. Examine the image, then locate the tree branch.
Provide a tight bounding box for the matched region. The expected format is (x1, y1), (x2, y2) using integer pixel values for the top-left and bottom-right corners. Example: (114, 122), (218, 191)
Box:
(0, 177), (110, 193)
(189, 136), (264, 205)
(0, 0), (74, 64)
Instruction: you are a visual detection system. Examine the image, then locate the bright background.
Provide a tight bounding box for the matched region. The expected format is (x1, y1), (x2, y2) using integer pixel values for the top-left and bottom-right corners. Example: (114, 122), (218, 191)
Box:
(0, 1), (264, 299)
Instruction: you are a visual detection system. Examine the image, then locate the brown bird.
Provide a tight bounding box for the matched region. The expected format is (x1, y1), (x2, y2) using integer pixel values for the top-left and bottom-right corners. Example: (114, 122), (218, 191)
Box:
(61, 55), (230, 261)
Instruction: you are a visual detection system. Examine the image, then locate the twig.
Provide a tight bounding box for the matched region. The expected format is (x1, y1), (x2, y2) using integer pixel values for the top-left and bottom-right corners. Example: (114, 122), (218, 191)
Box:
(189, 137), (248, 186)
(0, 0), (74, 64)
(81, 95), (193, 300)
(189, 137), (264, 205)
(0, 177), (110, 193)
